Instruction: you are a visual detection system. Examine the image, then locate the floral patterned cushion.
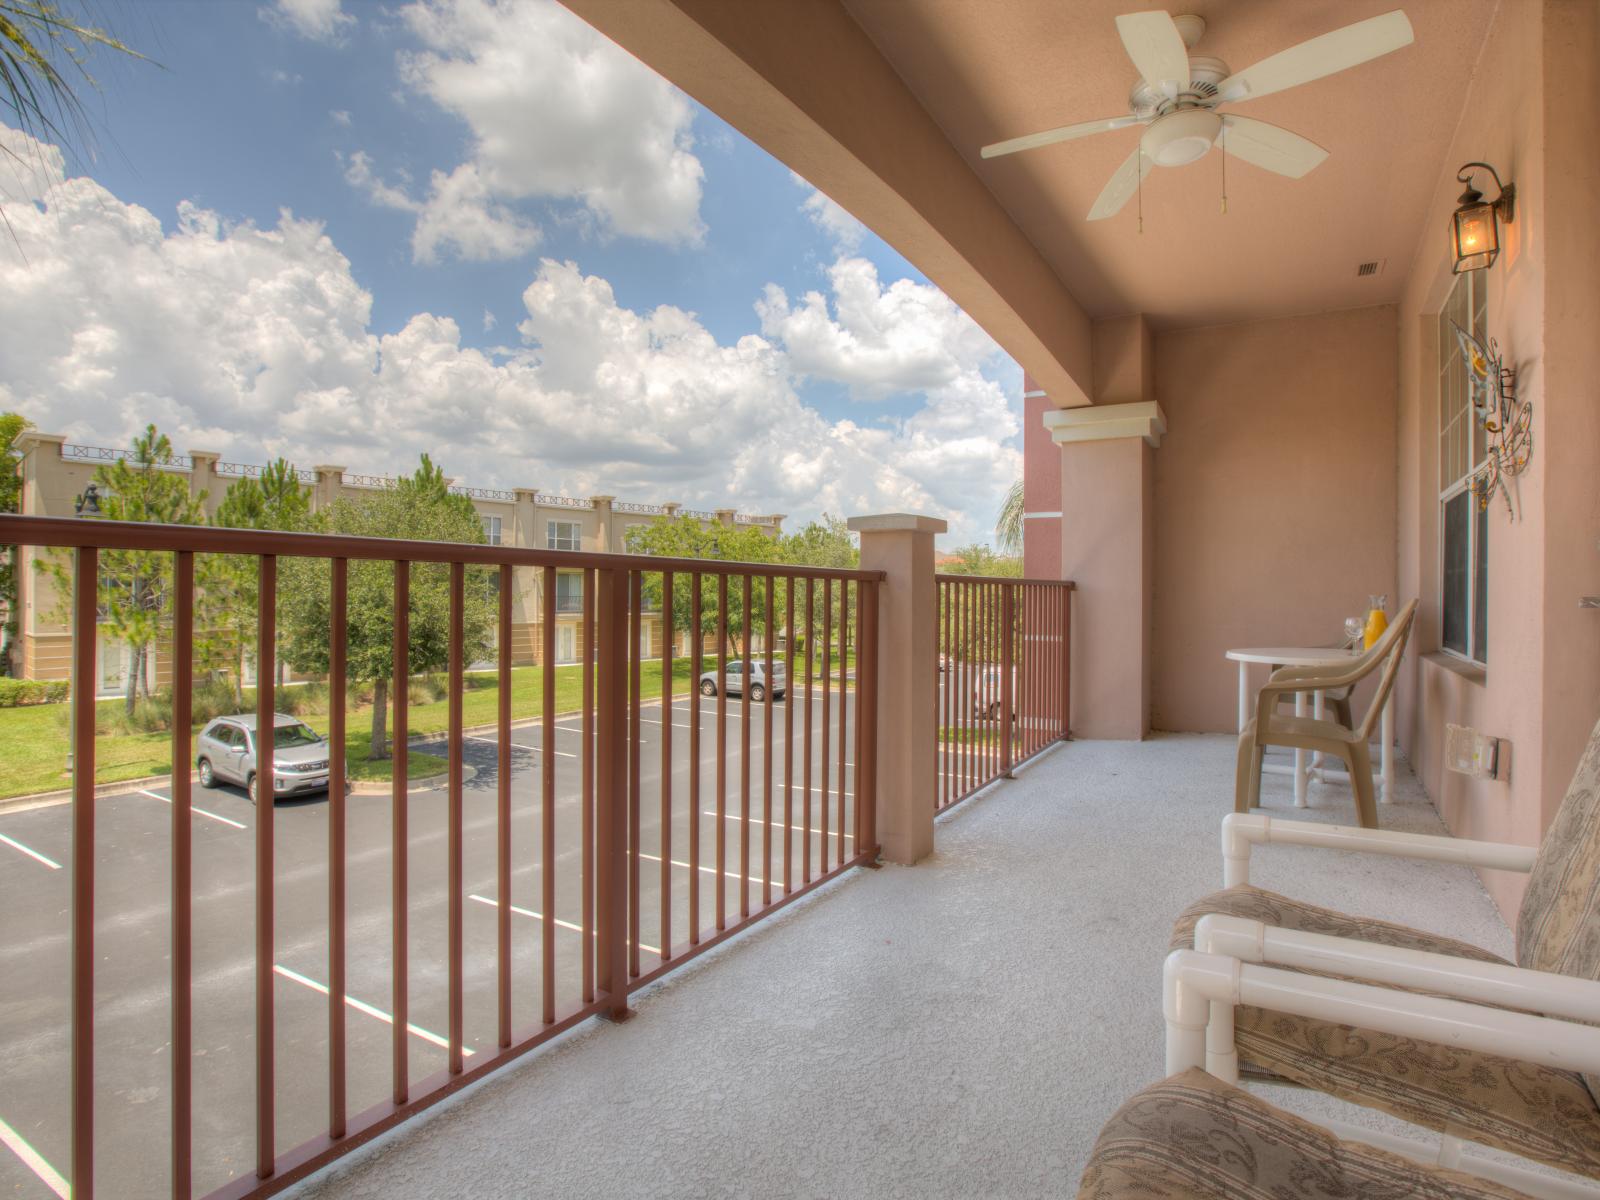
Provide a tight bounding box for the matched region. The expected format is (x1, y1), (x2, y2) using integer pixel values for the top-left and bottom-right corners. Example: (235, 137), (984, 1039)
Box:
(1517, 715), (1600, 1106)
(1078, 1068), (1533, 1199)
(1173, 885), (1600, 1180)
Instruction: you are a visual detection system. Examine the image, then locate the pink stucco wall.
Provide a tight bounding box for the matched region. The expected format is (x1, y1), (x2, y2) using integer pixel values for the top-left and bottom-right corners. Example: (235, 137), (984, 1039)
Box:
(1150, 306), (1400, 733)
(1022, 374), (1062, 581)
(1394, 0), (1600, 921)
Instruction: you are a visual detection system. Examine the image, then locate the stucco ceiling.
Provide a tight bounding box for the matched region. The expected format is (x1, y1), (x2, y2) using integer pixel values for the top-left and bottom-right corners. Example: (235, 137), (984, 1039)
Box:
(841, 0), (1497, 330)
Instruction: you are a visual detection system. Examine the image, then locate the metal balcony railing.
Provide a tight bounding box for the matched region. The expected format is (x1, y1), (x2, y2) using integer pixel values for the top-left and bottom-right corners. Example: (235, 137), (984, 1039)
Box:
(934, 575), (1073, 812)
(0, 513), (881, 1200)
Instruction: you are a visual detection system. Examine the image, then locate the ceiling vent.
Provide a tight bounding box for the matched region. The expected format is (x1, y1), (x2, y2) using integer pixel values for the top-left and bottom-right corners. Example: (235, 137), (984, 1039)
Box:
(1356, 259), (1385, 277)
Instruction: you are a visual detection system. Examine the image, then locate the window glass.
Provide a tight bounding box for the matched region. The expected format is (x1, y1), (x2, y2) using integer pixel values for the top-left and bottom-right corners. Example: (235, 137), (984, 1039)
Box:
(272, 723), (323, 749)
(1437, 272), (1488, 663)
(555, 572), (583, 611)
(547, 520), (581, 551)
(1441, 491), (1470, 656)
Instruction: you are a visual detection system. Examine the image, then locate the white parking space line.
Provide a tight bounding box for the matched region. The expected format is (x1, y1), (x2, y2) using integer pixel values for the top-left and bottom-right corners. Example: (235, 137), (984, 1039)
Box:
(138, 789), (247, 830)
(636, 849), (776, 888)
(467, 893), (660, 956)
(0, 1112), (68, 1199)
(0, 832), (62, 871)
(701, 810), (854, 842)
(272, 964), (473, 1056)
(465, 735), (576, 758)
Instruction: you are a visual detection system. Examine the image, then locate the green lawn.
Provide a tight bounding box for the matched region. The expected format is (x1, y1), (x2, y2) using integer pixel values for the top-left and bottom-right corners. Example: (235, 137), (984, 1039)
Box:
(0, 660), (707, 801)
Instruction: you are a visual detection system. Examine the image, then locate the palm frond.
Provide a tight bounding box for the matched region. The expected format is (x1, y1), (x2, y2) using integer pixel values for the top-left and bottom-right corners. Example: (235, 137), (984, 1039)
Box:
(995, 478), (1025, 556)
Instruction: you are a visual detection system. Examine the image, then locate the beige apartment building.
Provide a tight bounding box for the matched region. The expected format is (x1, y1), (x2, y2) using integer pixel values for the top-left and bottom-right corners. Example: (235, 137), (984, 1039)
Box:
(9, 432), (782, 694)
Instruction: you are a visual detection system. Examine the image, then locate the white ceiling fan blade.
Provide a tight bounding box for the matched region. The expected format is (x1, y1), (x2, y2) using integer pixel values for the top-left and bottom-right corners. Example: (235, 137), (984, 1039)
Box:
(1216, 10), (1414, 104)
(981, 114), (1148, 159)
(1220, 115), (1328, 179)
(1114, 11), (1190, 99)
(1087, 147), (1153, 221)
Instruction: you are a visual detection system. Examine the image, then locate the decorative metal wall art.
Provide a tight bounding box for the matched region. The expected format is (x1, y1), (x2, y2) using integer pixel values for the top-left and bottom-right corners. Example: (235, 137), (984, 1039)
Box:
(1451, 321), (1532, 517)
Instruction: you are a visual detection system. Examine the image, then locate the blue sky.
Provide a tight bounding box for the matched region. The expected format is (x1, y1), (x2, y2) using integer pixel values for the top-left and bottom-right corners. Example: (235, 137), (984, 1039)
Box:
(0, 0), (1022, 543)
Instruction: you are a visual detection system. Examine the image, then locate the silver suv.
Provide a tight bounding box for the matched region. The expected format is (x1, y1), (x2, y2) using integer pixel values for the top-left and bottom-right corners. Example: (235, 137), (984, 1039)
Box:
(697, 659), (786, 700)
(197, 714), (331, 803)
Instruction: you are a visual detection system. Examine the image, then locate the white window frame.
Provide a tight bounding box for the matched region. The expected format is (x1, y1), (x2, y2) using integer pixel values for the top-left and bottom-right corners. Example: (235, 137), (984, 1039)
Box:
(546, 520), (581, 551)
(1437, 271), (1488, 665)
(482, 515), (502, 546)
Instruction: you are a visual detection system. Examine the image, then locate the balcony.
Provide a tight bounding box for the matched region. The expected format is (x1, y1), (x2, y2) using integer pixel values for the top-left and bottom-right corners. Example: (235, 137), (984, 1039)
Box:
(282, 734), (1505, 1198)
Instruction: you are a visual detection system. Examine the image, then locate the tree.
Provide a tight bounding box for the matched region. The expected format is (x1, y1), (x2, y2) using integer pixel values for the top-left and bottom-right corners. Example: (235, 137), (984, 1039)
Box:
(43, 424), (209, 713)
(777, 515), (857, 661)
(279, 455), (494, 759)
(939, 544), (1023, 578)
(205, 460), (312, 699)
(996, 478), (1024, 557)
(1, 2), (149, 232)
(624, 517), (781, 659)
(0, 412), (29, 675)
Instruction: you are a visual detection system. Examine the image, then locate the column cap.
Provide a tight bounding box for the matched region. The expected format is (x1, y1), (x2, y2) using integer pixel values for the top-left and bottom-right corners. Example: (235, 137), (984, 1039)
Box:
(1043, 400), (1166, 448)
(847, 513), (948, 534)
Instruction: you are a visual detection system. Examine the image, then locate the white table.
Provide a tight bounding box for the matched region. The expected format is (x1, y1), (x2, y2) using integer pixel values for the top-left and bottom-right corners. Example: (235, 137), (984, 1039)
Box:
(1226, 646), (1393, 808)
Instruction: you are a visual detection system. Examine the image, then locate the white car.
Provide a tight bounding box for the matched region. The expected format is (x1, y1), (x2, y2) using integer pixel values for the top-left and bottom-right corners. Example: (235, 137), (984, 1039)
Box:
(698, 659), (787, 700)
(196, 713), (331, 803)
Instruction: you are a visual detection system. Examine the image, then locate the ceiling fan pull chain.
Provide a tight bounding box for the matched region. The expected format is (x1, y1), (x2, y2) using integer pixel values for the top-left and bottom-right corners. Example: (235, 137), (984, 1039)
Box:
(1220, 127), (1228, 215)
(1137, 148), (1144, 234)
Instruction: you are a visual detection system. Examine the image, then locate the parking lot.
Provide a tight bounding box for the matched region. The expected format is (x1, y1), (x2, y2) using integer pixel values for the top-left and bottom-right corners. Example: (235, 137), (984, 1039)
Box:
(0, 690), (862, 1198)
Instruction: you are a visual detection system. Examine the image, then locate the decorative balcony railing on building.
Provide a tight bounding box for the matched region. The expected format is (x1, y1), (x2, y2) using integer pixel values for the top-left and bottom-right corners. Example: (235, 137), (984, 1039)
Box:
(934, 575), (1072, 813)
(536, 493), (592, 509)
(216, 461), (319, 484)
(62, 442), (194, 471)
(0, 513), (880, 1200)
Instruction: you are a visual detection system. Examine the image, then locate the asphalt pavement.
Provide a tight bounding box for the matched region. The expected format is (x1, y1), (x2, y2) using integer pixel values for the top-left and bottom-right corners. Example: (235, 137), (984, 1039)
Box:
(0, 689), (864, 1199)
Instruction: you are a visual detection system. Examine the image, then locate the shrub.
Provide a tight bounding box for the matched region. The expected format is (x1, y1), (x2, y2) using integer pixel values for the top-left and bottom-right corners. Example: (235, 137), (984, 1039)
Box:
(0, 678), (71, 707)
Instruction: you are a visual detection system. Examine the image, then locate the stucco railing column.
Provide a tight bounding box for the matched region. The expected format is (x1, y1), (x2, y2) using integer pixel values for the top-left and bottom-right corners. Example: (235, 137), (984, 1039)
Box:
(1044, 402), (1165, 740)
(847, 512), (946, 865)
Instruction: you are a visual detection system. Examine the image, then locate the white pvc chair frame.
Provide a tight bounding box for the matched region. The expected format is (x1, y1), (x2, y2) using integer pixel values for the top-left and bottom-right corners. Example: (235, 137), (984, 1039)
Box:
(1168, 813), (1600, 1199)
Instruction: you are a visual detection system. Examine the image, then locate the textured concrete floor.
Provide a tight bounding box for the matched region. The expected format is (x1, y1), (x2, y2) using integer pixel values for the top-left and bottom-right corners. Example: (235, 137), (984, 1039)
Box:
(289, 734), (1514, 1199)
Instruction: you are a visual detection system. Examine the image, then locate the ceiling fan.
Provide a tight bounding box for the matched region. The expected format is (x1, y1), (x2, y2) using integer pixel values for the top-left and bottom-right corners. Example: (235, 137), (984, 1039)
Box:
(981, 8), (1415, 220)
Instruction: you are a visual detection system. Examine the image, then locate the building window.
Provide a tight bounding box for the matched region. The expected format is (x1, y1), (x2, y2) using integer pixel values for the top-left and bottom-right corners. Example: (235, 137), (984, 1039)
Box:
(1437, 271), (1488, 664)
(555, 571), (583, 613)
(482, 515), (502, 545)
(547, 520), (581, 551)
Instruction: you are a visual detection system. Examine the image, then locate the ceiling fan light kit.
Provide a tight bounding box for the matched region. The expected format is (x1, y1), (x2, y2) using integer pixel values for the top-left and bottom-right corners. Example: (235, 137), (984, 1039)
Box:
(981, 8), (1416, 224)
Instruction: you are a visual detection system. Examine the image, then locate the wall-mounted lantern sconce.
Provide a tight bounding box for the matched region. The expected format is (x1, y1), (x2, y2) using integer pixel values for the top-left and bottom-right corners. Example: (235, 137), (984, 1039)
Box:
(1451, 161), (1515, 273)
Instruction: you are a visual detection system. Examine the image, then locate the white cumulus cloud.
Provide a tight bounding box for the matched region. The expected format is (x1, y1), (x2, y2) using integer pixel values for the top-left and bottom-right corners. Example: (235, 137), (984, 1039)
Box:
(1, 125), (1017, 543)
(346, 0), (706, 261)
(261, 0), (355, 44)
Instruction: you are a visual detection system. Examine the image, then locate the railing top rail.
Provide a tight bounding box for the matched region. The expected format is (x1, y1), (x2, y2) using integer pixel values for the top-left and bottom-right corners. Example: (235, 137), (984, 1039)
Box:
(0, 514), (885, 582)
(935, 573), (1076, 588)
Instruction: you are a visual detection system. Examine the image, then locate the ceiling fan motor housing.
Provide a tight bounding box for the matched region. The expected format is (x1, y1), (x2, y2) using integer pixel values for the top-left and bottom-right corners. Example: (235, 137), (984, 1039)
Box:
(1128, 55), (1230, 118)
(1141, 107), (1222, 167)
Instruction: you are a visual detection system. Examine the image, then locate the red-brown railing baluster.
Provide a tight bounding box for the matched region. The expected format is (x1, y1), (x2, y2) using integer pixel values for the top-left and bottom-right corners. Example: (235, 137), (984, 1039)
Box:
(581, 568), (595, 1003)
(715, 574), (728, 931)
(498, 564), (513, 1038)
(783, 577), (794, 894)
(628, 571), (642, 978)
(70, 546), (96, 1200)
(595, 567), (629, 1020)
(257, 554), (277, 1177)
(542, 565), (557, 1021)
(819, 578), (832, 873)
(739, 573), (752, 918)
(689, 574), (702, 943)
(660, 570), (673, 960)
(762, 577), (774, 906)
(837, 580), (848, 867)
(391, 559), (409, 1106)
(328, 558), (348, 1134)
(802, 578), (814, 883)
(172, 549), (194, 1198)
(448, 562), (465, 1074)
